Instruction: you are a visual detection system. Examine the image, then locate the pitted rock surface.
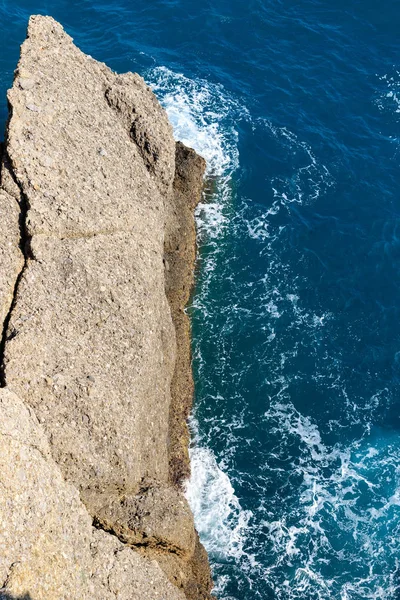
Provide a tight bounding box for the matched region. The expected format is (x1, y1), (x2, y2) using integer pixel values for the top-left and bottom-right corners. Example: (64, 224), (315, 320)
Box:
(4, 14), (175, 500)
(0, 388), (186, 600)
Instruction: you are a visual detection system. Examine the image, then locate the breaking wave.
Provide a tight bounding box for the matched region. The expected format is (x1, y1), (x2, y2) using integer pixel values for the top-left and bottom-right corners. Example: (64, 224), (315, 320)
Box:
(148, 66), (243, 240)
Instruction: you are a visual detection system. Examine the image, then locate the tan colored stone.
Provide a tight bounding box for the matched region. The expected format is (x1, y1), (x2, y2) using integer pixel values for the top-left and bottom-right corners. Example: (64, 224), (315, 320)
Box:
(93, 478), (196, 556)
(0, 15), (213, 599)
(105, 72), (176, 197)
(0, 388), (185, 600)
(5, 232), (174, 497)
(7, 17), (167, 240)
(4, 13), (175, 504)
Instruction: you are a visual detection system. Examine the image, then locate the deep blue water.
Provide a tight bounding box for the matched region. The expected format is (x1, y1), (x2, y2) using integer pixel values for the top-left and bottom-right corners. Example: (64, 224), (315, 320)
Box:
(2, 1), (400, 598)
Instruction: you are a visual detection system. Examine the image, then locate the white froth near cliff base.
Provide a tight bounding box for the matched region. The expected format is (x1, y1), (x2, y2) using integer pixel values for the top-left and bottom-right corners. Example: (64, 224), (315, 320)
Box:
(186, 442), (252, 561)
(149, 66), (242, 239)
(148, 65), (254, 593)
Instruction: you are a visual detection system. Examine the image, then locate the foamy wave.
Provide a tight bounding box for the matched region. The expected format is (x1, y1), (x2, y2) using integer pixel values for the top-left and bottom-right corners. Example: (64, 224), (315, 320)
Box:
(189, 387), (400, 598)
(147, 66), (244, 239)
(186, 443), (252, 561)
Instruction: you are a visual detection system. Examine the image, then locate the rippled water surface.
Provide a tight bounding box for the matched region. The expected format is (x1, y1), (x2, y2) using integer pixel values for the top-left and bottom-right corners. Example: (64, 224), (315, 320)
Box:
(1, 1), (400, 598)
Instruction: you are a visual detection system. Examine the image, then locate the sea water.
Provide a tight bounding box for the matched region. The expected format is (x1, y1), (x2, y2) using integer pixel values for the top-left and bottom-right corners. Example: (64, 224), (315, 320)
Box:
(1, 2), (400, 598)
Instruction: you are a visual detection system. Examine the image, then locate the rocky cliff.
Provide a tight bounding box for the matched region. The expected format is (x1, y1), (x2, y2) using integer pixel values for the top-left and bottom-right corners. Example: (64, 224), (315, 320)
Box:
(0, 15), (212, 600)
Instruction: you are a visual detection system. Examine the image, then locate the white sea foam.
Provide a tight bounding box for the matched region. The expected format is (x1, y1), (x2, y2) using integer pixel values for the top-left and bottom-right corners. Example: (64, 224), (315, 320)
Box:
(148, 66), (244, 240)
(376, 71), (400, 118)
(186, 436), (252, 562)
(259, 398), (400, 599)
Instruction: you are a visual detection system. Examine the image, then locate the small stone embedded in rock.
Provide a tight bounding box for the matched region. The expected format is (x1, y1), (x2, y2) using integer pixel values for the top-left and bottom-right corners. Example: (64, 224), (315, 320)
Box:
(19, 77), (35, 90)
(98, 147), (107, 156)
(26, 103), (40, 112)
(41, 156), (54, 168)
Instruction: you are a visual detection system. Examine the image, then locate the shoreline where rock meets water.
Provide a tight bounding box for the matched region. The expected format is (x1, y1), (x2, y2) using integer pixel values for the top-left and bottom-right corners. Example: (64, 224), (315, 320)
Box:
(0, 15), (213, 600)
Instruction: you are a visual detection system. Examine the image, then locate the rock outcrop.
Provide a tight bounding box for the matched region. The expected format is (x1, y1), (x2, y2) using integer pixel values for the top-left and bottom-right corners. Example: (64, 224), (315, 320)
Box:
(0, 388), (186, 600)
(0, 15), (212, 600)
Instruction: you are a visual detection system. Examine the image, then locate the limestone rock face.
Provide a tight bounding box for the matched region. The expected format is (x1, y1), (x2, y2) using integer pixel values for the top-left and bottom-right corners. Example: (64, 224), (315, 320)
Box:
(0, 387), (185, 600)
(4, 14), (175, 498)
(0, 15), (212, 600)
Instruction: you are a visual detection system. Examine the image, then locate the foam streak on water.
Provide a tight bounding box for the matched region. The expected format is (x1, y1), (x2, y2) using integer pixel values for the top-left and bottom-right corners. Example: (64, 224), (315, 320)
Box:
(261, 400), (400, 599)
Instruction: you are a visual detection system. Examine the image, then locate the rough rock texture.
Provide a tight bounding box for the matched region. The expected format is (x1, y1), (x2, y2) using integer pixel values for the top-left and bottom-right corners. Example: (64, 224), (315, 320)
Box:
(0, 388), (185, 600)
(0, 15), (212, 600)
(4, 16), (176, 495)
(0, 189), (23, 344)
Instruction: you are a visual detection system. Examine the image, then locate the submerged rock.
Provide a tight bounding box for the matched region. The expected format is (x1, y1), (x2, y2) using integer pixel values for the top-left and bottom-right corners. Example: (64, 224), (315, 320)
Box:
(0, 15), (212, 600)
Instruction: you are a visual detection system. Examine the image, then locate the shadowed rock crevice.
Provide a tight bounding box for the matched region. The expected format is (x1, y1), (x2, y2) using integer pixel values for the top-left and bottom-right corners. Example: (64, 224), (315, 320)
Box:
(0, 593), (33, 600)
(130, 116), (161, 175)
(0, 137), (29, 387)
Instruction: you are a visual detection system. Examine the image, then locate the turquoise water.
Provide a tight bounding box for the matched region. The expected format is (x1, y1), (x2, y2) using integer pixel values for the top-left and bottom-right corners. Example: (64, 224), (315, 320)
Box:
(1, 2), (400, 599)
